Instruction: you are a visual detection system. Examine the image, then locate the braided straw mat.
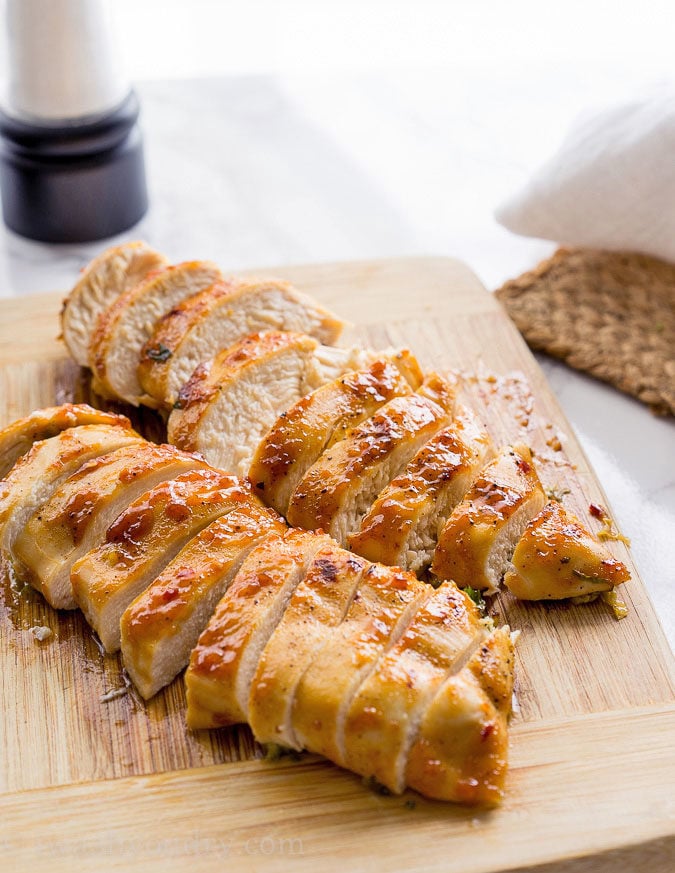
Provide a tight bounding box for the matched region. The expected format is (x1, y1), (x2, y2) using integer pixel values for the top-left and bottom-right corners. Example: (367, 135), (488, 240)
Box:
(495, 247), (675, 415)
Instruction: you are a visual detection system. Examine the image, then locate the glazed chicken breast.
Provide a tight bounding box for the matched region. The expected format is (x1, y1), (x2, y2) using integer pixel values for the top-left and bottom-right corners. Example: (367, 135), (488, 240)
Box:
(431, 444), (546, 592)
(121, 503), (285, 699)
(167, 331), (373, 476)
(0, 404), (132, 480)
(349, 404), (494, 573)
(185, 524), (515, 805)
(14, 442), (207, 610)
(138, 277), (347, 407)
(248, 352), (423, 516)
(185, 529), (331, 729)
(288, 561), (430, 757)
(286, 373), (456, 544)
(61, 241), (168, 367)
(404, 626), (514, 806)
(503, 500), (630, 600)
(71, 469), (258, 651)
(0, 424), (142, 565)
(89, 260), (222, 406)
(248, 543), (383, 749)
(341, 582), (488, 793)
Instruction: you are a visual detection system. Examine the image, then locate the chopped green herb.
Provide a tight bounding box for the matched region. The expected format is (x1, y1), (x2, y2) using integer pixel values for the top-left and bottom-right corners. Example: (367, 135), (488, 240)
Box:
(146, 343), (172, 362)
(463, 586), (486, 613)
(572, 569), (603, 583)
(546, 486), (571, 503)
(263, 743), (302, 762)
(404, 799), (417, 810)
(264, 743), (283, 762)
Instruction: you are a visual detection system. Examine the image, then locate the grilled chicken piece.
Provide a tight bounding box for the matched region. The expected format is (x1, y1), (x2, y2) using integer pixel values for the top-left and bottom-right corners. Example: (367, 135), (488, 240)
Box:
(431, 444), (546, 592)
(289, 563), (430, 757)
(349, 404), (494, 573)
(405, 626), (514, 805)
(503, 500), (630, 600)
(248, 352), (423, 516)
(89, 260), (222, 406)
(62, 241), (168, 367)
(138, 277), (347, 407)
(167, 331), (370, 476)
(286, 373), (456, 544)
(0, 424), (142, 563)
(248, 543), (376, 748)
(14, 443), (206, 610)
(121, 504), (285, 699)
(185, 529), (330, 729)
(0, 403), (131, 479)
(71, 469), (256, 652)
(340, 582), (487, 793)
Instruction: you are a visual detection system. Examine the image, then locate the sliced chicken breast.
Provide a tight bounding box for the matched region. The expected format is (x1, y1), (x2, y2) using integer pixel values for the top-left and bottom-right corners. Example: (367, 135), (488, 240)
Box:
(185, 529), (330, 730)
(286, 373), (456, 544)
(121, 504), (285, 699)
(431, 444), (546, 593)
(349, 404), (494, 573)
(71, 469), (255, 651)
(290, 563), (430, 759)
(138, 277), (347, 407)
(0, 424), (142, 564)
(405, 626), (514, 805)
(62, 241), (168, 367)
(248, 352), (423, 516)
(341, 582), (487, 792)
(503, 500), (630, 600)
(248, 542), (374, 748)
(0, 403), (131, 479)
(167, 331), (368, 476)
(14, 442), (207, 609)
(90, 260), (222, 406)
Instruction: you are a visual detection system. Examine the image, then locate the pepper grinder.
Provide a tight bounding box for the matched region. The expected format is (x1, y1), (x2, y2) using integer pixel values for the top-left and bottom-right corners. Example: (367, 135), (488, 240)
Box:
(0, 0), (148, 243)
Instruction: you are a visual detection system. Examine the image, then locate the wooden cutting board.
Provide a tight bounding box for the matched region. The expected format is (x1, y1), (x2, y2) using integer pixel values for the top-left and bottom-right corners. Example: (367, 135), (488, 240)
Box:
(0, 257), (673, 872)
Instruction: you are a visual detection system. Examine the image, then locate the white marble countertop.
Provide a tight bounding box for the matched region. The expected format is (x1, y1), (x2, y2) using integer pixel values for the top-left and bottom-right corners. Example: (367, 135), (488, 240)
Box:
(0, 72), (672, 646)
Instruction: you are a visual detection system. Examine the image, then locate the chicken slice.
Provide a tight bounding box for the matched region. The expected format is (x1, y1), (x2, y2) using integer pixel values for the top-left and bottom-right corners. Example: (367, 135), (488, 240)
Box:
(0, 424), (142, 564)
(167, 331), (367, 476)
(138, 277), (347, 407)
(503, 500), (630, 600)
(0, 403), (131, 479)
(14, 442), (207, 610)
(431, 444), (546, 592)
(62, 241), (168, 367)
(90, 260), (222, 406)
(349, 404), (494, 573)
(185, 529), (330, 729)
(405, 626), (514, 805)
(340, 582), (487, 792)
(121, 504), (286, 699)
(248, 541), (377, 748)
(71, 469), (256, 652)
(248, 352), (423, 516)
(286, 373), (456, 545)
(290, 563), (430, 759)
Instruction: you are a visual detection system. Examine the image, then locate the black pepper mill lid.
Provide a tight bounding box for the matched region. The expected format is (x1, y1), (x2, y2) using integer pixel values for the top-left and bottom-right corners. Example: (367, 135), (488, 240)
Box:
(0, 0), (149, 243)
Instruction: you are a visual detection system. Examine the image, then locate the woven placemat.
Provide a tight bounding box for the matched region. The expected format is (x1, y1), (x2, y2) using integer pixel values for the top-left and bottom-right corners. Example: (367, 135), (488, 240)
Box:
(495, 247), (675, 415)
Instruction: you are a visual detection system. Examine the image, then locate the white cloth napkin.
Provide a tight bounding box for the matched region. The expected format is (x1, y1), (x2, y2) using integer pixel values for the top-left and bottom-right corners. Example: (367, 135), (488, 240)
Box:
(495, 88), (675, 263)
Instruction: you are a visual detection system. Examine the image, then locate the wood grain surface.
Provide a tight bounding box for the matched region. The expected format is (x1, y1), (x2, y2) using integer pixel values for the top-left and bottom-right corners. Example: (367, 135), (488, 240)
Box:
(0, 257), (673, 872)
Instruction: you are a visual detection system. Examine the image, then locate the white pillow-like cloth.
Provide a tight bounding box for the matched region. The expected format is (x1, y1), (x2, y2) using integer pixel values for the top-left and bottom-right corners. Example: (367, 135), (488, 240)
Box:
(495, 89), (675, 263)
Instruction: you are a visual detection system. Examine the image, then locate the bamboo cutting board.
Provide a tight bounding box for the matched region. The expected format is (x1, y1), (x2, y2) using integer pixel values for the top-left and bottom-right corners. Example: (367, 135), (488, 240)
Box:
(0, 257), (673, 872)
